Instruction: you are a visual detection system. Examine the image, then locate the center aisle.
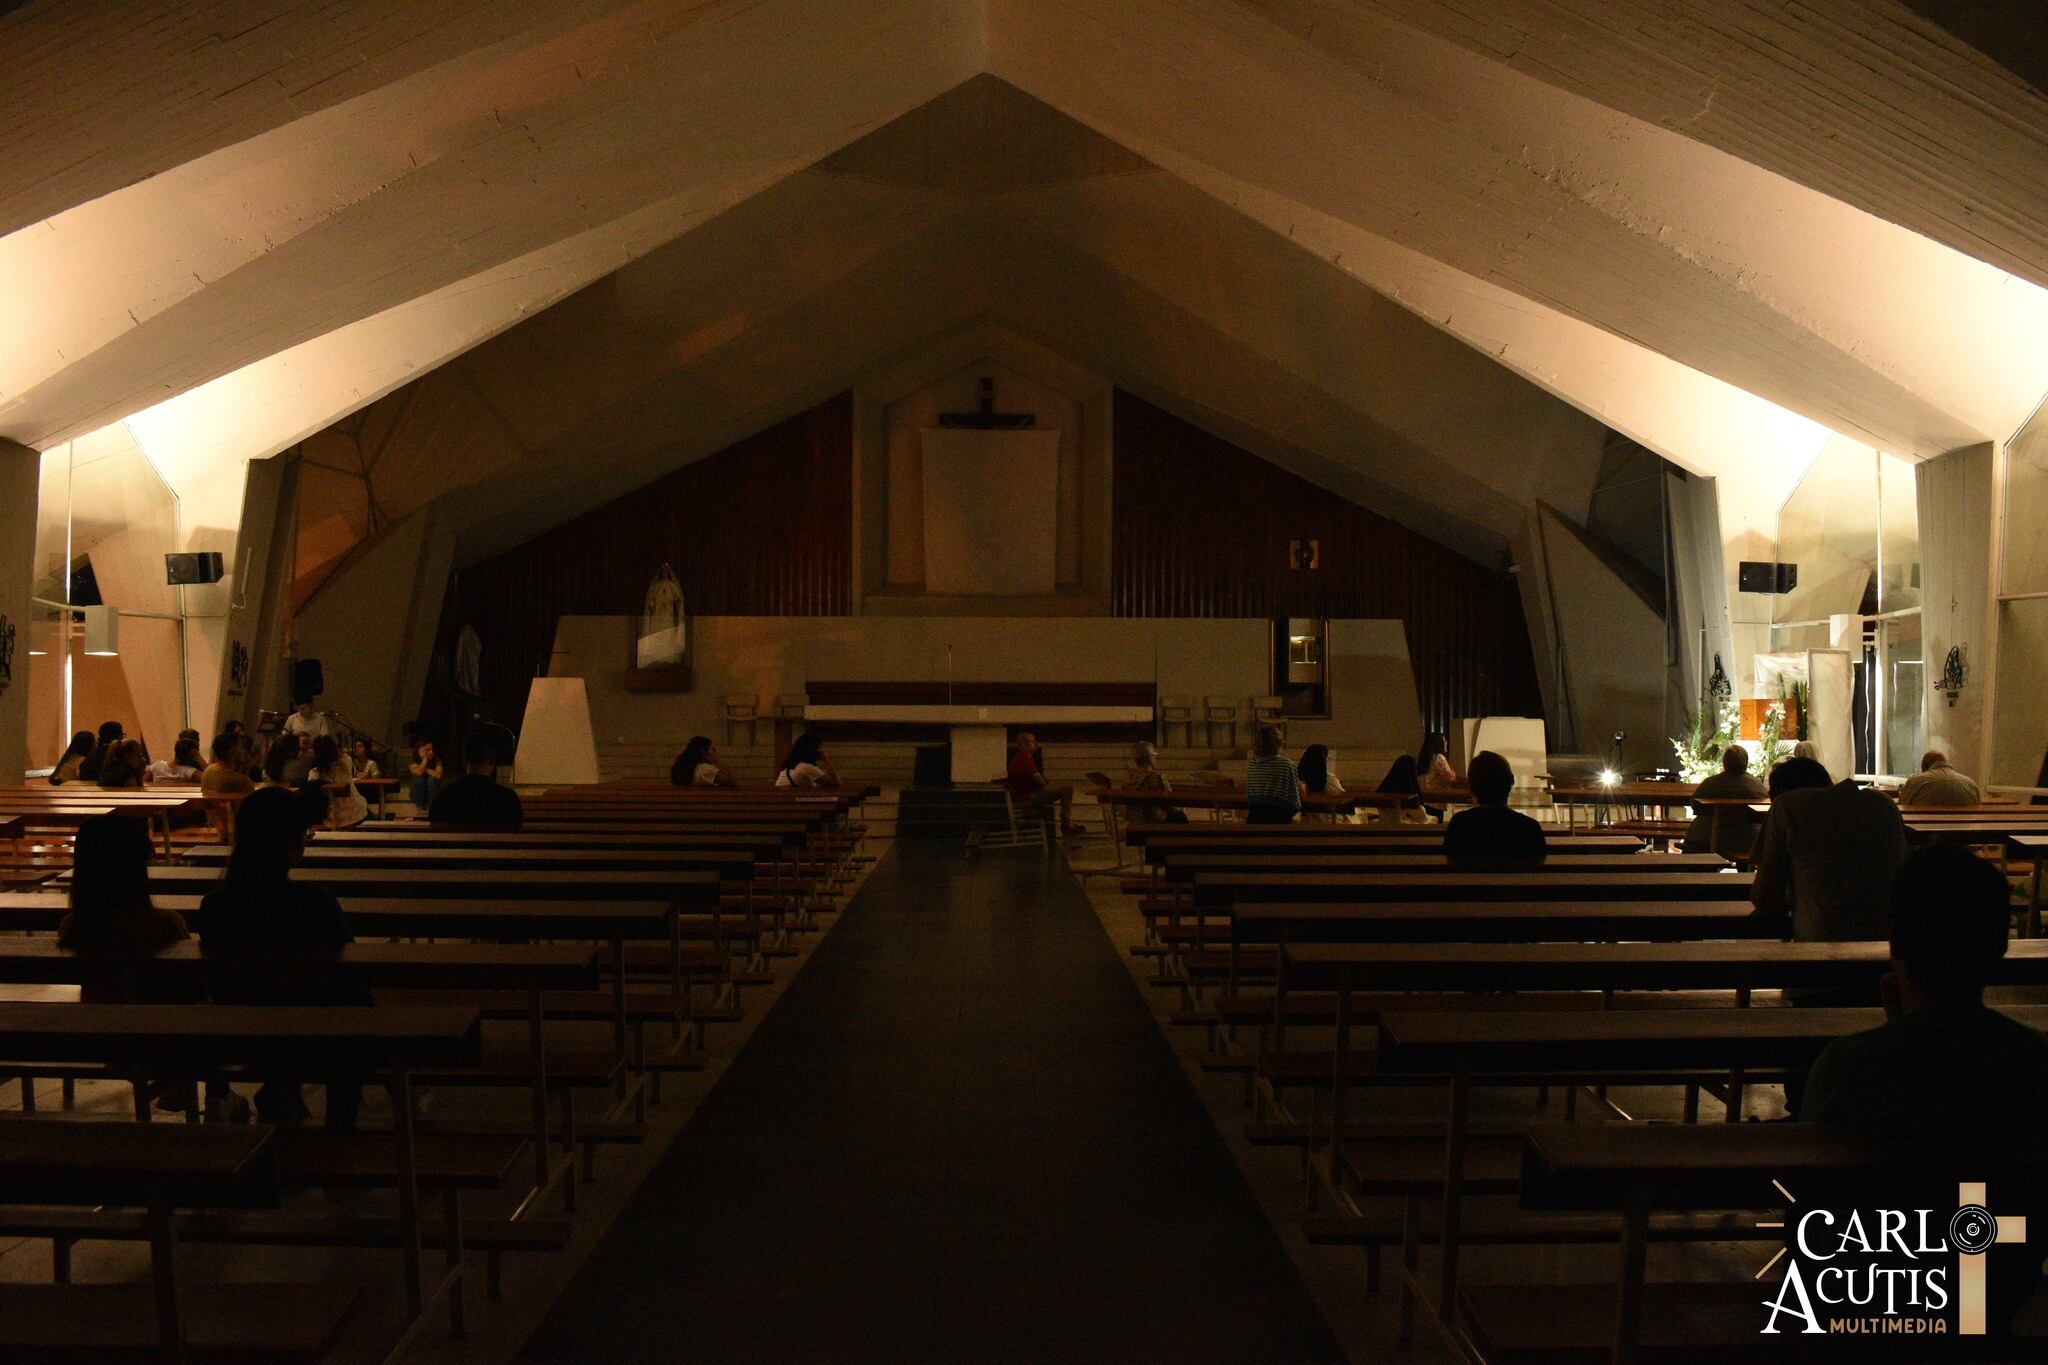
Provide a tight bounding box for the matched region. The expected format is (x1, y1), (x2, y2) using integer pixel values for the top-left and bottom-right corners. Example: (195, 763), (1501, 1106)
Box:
(516, 845), (1340, 1363)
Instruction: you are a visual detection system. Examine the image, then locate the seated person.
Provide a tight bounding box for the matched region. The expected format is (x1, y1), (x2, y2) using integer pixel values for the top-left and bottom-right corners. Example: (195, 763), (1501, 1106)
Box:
(307, 735), (368, 828)
(198, 786), (365, 1130)
(1007, 732), (1083, 835)
(78, 720), (123, 782)
(200, 733), (255, 797)
(59, 814), (190, 1004)
(262, 732), (305, 785)
(200, 732), (256, 839)
(348, 736), (382, 780)
(1297, 744), (1349, 823)
(1681, 744), (1767, 857)
(407, 738), (445, 814)
(145, 736), (205, 784)
(59, 815), (213, 1116)
(1443, 751), (1547, 866)
(1374, 753), (1429, 825)
(671, 735), (737, 787)
(1417, 730), (1460, 807)
(1751, 757), (1903, 944)
(1243, 726), (1303, 825)
(775, 734), (840, 789)
(1800, 843), (2048, 1331)
(49, 729), (94, 785)
(429, 733), (525, 826)
(96, 738), (148, 789)
(1126, 741), (1180, 825)
(1897, 747), (1983, 806)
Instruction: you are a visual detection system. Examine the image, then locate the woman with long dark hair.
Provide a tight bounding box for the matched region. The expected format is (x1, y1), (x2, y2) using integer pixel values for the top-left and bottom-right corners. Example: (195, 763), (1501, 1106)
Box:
(670, 735), (736, 787)
(50, 730), (95, 785)
(60, 815), (208, 1115)
(1418, 731), (1458, 795)
(198, 785), (363, 1130)
(1375, 753), (1426, 825)
(308, 734), (367, 827)
(59, 815), (187, 1002)
(1297, 743), (1349, 822)
(775, 733), (840, 789)
(263, 731), (303, 785)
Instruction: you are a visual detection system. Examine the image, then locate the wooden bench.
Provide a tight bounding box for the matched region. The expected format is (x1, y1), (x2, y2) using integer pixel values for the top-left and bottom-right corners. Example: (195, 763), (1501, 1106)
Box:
(0, 1118), (359, 1364)
(1365, 1006), (2048, 1342)
(1468, 1122), (2048, 1364)
(0, 893), (701, 1126)
(0, 1003), (481, 1343)
(0, 939), (597, 1206)
(1193, 870), (1752, 909)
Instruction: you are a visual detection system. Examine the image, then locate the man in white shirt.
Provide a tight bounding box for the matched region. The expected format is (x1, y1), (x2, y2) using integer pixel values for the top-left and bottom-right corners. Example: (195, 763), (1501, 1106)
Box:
(284, 700), (331, 742)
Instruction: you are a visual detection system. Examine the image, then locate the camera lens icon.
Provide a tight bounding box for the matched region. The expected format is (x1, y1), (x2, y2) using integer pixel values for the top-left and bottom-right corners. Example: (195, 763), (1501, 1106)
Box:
(1951, 1205), (1998, 1255)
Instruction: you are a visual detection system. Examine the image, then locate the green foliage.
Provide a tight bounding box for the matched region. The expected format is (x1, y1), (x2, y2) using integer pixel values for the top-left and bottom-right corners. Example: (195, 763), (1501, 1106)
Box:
(1673, 699), (1740, 783)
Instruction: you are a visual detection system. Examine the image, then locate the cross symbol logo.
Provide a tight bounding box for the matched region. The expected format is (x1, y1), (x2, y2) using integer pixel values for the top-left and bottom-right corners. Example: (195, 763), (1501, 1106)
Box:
(1953, 1181), (2026, 1335)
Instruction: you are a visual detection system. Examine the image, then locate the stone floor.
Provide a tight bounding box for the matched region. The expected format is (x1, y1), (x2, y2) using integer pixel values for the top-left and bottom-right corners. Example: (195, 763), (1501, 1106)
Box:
(516, 845), (1342, 1363)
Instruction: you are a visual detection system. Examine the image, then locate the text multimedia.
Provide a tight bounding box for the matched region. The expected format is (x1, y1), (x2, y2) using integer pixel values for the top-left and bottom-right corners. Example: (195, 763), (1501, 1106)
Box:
(1762, 1207), (1953, 1334)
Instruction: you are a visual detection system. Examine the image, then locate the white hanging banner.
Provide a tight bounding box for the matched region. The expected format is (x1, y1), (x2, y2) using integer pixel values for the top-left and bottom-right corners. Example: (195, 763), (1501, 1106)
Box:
(637, 564), (687, 669)
(1804, 648), (1855, 781)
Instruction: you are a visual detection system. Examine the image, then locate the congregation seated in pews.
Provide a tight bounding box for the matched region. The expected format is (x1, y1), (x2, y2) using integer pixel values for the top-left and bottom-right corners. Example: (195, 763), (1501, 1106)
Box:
(1101, 741), (2048, 1356)
(0, 738), (877, 1361)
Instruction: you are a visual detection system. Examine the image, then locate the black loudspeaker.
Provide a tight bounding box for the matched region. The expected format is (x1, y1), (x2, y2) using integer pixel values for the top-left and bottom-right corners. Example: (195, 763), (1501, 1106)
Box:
(293, 658), (325, 701)
(1738, 560), (1799, 594)
(165, 552), (225, 585)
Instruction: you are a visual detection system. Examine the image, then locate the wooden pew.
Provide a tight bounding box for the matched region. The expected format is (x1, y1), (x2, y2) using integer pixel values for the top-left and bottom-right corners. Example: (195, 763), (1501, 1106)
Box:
(0, 795), (199, 858)
(1193, 870), (1750, 909)
(1360, 1006), (2048, 1336)
(0, 892), (703, 1117)
(0, 1002), (483, 1343)
(1476, 1122), (2048, 1364)
(0, 1119), (362, 1364)
(0, 939), (597, 1206)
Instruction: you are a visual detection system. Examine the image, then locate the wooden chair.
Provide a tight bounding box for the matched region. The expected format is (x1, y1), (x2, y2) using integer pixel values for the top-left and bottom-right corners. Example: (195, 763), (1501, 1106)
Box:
(1158, 696), (1196, 747)
(1204, 694), (1240, 750)
(1251, 695), (1286, 737)
(966, 786), (1050, 857)
(772, 693), (808, 723)
(721, 694), (759, 746)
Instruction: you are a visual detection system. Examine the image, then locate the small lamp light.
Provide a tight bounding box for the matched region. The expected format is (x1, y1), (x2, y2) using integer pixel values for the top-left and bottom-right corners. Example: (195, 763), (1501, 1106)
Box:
(80, 606), (119, 656)
(1598, 768), (1621, 788)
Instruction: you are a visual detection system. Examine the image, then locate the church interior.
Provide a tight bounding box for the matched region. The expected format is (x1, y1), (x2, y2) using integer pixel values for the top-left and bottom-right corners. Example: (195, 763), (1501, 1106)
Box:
(1, 3), (2047, 1361)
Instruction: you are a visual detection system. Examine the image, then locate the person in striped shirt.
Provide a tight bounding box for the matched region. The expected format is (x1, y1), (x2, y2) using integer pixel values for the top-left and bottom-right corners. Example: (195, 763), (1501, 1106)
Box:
(1244, 726), (1304, 824)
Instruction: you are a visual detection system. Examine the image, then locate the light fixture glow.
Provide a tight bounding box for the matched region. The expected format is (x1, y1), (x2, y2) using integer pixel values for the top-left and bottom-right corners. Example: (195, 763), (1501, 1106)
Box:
(1598, 768), (1621, 788)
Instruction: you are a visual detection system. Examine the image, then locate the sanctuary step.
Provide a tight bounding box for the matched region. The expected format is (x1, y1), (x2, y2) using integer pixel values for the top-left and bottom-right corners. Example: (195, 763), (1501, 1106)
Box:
(592, 738), (1247, 787)
(894, 788), (1016, 843)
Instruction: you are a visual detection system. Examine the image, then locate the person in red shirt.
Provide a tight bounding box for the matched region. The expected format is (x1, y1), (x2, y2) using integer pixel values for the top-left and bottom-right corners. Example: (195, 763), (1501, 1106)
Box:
(1006, 732), (1082, 836)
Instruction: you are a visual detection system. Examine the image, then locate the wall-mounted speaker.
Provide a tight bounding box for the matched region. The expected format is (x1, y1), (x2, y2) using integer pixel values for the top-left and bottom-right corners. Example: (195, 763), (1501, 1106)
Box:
(165, 552), (225, 585)
(293, 657), (325, 702)
(1738, 560), (1798, 594)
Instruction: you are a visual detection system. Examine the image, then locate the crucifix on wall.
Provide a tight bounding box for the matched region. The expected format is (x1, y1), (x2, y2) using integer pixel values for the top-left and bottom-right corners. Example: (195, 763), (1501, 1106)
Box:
(937, 376), (1036, 429)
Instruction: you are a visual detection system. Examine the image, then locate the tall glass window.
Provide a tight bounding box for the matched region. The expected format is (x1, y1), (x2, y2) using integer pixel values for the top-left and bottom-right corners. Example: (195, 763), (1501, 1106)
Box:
(24, 433), (186, 771)
(1770, 443), (1920, 775)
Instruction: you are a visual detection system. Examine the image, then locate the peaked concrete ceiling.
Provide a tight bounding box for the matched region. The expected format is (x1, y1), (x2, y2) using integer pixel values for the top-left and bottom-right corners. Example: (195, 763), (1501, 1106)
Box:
(2, 0), (2043, 563)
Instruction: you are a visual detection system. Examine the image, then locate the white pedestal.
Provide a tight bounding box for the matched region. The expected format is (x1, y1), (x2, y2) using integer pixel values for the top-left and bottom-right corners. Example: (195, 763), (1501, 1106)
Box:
(515, 676), (602, 786)
(951, 725), (1009, 785)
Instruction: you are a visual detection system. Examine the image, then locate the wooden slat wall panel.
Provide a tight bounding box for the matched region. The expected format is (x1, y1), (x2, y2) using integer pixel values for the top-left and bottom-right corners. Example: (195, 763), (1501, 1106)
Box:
(442, 388), (1538, 738)
(1110, 393), (1541, 733)
(452, 395), (853, 726)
